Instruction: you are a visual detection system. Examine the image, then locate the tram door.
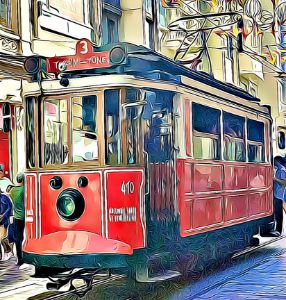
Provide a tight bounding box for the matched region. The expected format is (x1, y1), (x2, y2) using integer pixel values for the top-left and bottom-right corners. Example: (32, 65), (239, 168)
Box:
(0, 104), (10, 176)
(104, 89), (146, 249)
(144, 91), (176, 237)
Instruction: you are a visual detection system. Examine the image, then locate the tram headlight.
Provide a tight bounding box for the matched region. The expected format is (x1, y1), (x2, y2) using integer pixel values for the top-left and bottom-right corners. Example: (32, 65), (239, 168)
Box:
(56, 188), (85, 221)
(24, 56), (40, 74)
(110, 46), (126, 65)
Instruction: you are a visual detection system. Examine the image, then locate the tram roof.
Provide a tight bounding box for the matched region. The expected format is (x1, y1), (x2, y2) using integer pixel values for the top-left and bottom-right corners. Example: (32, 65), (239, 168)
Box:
(62, 42), (260, 103)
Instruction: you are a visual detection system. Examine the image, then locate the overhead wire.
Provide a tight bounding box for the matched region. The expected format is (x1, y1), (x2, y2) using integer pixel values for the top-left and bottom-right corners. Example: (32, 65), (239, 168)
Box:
(165, 0), (285, 76)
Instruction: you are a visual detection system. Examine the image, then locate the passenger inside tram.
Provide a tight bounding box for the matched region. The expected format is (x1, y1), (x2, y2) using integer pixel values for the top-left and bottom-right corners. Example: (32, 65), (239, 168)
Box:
(72, 129), (98, 162)
(104, 89), (120, 165)
(72, 95), (98, 162)
(44, 99), (69, 165)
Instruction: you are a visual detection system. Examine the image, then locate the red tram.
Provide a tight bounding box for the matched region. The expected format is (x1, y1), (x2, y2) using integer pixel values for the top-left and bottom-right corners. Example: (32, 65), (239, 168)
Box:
(22, 40), (274, 282)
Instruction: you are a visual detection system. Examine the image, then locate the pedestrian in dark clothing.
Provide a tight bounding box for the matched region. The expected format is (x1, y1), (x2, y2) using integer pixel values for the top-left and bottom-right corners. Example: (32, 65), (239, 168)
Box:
(273, 156), (286, 234)
(0, 188), (13, 260)
(9, 173), (25, 265)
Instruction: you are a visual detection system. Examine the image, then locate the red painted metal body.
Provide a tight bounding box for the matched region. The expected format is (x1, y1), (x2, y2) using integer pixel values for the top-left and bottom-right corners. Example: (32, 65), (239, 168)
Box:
(0, 131), (10, 176)
(23, 168), (145, 255)
(177, 159), (273, 237)
(0, 104), (10, 177)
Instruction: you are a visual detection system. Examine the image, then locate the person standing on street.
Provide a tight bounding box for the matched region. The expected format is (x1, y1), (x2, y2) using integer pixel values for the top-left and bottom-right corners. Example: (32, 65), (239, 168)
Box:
(9, 173), (25, 265)
(0, 188), (13, 261)
(0, 164), (12, 194)
(273, 156), (286, 234)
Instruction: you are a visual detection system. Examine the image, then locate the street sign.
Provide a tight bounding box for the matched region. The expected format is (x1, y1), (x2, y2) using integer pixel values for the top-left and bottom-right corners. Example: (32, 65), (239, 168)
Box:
(46, 39), (111, 74)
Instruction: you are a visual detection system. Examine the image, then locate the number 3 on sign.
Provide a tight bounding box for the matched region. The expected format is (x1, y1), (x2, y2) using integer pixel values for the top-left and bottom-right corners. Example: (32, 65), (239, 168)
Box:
(121, 181), (135, 195)
(79, 40), (88, 54)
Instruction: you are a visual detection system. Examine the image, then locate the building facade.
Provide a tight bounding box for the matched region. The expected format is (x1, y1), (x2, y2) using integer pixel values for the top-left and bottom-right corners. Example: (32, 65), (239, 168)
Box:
(1, 0), (286, 181)
(0, 0), (27, 180)
(0, 0), (100, 181)
(118, 0), (286, 158)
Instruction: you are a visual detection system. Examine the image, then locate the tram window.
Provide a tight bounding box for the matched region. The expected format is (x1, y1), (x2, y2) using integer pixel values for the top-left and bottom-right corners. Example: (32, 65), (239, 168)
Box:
(126, 106), (138, 164)
(223, 112), (245, 161)
(72, 95), (98, 162)
(247, 119), (265, 162)
(278, 131), (286, 149)
(43, 99), (69, 165)
(104, 90), (120, 165)
(192, 103), (221, 160)
(26, 97), (35, 168)
(125, 89), (142, 165)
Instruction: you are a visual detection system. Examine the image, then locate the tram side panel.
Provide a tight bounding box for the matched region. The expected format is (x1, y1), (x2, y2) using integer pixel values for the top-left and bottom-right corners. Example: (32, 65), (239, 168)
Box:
(177, 97), (273, 238)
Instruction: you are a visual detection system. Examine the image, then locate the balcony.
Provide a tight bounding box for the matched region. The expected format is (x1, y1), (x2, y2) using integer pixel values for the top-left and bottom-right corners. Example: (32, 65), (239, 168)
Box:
(163, 30), (203, 53)
(239, 53), (263, 81)
(164, 30), (186, 48)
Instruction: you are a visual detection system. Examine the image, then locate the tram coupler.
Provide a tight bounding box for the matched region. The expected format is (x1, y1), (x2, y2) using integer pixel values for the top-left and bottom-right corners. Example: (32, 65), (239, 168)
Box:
(47, 268), (106, 296)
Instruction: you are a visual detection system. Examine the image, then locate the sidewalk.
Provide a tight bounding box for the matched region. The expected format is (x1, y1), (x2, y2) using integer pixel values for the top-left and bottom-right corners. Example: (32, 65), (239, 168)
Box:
(0, 257), (48, 300)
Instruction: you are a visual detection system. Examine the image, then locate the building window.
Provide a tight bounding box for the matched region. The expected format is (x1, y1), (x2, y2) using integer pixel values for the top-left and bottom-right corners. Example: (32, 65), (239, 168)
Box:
(47, 0), (86, 24)
(0, 0), (11, 28)
(280, 81), (286, 105)
(158, 0), (172, 28)
(107, 18), (116, 43)
(240, 80), (248, 91)
(0, 0), (18, 33)
(38, 0), (91, 40)
(145, 18), (155, 49)
(222, 35), (234, 84)
(102, 10), (120, 45)
(145, 0), (153, 16)
(145, 0), (155, 49)
(192, 103), (221, 160)
(249, 81), (257, 97)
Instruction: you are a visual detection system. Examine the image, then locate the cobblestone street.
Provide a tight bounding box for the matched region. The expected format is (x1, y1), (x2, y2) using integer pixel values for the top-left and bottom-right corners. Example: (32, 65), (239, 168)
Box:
(3, 237), (286, 299)
(191, 238), (286, 300)
(172, 237), (286, 300)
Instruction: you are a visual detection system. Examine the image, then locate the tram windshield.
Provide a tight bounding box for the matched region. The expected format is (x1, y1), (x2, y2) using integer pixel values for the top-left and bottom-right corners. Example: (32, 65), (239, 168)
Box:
(43, 96), (98, 165)
(26, 88), (145, 169)
(72, 95), (98, 162)
(43, 99), (69, 165)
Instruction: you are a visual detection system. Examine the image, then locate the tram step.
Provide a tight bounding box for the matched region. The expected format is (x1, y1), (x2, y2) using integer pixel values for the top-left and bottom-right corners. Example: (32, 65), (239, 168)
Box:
(136, 268), (181, 283)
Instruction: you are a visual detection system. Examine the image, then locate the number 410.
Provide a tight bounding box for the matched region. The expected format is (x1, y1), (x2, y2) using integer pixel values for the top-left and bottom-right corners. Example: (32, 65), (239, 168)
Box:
(121, 181), (135, 195)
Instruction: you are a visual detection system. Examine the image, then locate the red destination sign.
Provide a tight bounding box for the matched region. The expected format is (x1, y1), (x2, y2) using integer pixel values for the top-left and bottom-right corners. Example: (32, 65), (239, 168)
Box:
(47, 39), (110, 73)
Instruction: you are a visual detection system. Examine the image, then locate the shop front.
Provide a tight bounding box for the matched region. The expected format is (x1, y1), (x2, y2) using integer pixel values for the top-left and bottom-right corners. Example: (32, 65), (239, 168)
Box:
(0, 61), (26, 181)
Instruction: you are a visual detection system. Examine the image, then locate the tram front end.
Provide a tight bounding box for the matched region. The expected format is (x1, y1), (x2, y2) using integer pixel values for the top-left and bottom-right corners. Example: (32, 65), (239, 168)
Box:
(23, 88), (146, 269)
